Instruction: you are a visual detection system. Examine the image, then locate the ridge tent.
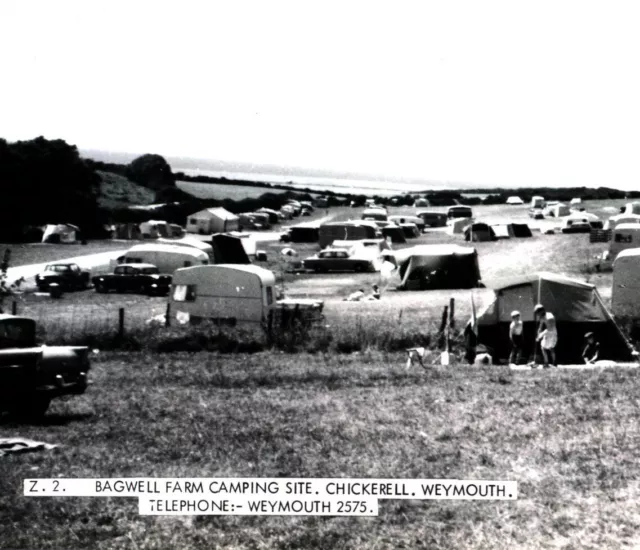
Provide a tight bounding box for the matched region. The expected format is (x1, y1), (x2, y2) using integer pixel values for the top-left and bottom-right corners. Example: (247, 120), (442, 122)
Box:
(395, 244), (481, 290)
(506, 196), (524, 205)
(210, 234), (251, 264)
(491, 224), (515, 239)
(187, 208), (239, 235)
(464, 223), (497, 242)
(475, 272), (633, 364)
(510, 223), (533, 238)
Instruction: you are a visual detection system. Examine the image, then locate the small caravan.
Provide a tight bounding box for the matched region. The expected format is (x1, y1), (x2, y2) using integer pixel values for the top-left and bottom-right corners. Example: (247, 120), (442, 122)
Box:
(170, 264), (276, 324)
(114, 243), (209, 274)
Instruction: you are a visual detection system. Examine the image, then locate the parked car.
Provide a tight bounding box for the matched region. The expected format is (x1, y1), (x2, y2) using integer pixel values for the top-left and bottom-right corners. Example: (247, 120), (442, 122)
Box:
(92, 263), (172, 295)
(0, 314), (91, 418)
(35, 262), (91, 291)
(303, 247), (378, 273)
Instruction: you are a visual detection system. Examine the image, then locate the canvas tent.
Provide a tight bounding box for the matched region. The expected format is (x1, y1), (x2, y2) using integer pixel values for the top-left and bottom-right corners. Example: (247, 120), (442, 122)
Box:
(506, 196), (524, 205)
(450, 218), (474, 234)
(42, 224), (79, 244)
(210, 234), (251, 264)
(394, 245), (481, 290)
(464, 223), (497, 242)
(510, 223), (533, 237)
(491, 224), (515, 239)
(475, 273), (634, 364)
(415, 198), (429, 207)
(187, 208), (239, 235)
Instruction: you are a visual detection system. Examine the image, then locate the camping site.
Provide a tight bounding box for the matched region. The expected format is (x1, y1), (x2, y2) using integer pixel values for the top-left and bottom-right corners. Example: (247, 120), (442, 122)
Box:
(4, 197), (640, 549)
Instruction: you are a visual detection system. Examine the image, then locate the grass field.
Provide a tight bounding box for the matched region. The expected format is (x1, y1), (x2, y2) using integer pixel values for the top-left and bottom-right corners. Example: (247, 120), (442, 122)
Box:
(2, 353), (640, 549)
(176, 180), (310, 200)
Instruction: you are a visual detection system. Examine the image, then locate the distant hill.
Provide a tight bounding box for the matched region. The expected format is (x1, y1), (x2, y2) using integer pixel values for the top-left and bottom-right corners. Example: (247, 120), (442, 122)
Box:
(96, 170), (157, 209)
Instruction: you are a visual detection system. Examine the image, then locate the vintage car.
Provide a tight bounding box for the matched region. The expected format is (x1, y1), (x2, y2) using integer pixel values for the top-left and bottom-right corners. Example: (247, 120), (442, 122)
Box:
(303, 247), (379, 273)
(0, 314), (91, 418)
(35, 262), (91, 291)
(92, 263), (172, 295)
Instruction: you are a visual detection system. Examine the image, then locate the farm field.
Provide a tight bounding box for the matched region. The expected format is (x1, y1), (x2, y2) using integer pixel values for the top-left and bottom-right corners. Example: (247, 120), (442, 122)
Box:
(2, 353), (640, 549)
(176, 180), (320, 200)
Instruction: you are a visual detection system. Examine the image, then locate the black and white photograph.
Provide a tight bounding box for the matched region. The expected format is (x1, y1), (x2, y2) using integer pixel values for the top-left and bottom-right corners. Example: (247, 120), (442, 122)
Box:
(2, 1), (640, 548)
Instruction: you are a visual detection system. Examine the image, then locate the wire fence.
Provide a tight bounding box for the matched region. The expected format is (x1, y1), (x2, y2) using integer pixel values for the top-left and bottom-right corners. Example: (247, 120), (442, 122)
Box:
(11, 299), (169, 343)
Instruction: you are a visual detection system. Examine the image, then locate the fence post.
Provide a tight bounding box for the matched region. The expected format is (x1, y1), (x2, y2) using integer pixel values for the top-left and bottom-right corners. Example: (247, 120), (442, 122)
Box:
(449, 298), (455, 328)
(165, 302), (171, 327)
(118, 308), (125, 340)
(12, 300), (17, 315)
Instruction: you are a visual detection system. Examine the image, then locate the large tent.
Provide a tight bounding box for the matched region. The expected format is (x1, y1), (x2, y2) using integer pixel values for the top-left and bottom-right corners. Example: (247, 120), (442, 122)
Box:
(491, 224), (515, 239)
(510, 223), (533, 237)
(464, 223), (497, 242)
(210, 234), (250, 264)
(506, 196), (524, 205)
(395, 245), (481, 290)
(475, 273), (634, 364)
(318, 221), (379, 247)
(288, 224), (320, 243)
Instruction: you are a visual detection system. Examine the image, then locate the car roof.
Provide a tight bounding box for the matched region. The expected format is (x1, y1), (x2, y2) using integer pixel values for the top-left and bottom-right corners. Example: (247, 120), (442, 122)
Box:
(117, 263), (158, 269)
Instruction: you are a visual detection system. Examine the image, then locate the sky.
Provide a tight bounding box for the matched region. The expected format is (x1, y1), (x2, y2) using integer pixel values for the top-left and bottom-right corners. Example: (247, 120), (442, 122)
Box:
(2, 1), (640, 189)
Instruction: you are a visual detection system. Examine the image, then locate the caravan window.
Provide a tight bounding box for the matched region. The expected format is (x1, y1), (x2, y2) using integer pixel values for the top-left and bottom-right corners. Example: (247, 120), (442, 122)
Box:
(173, 284), (197, 302)
(125, 257), (143, 263)
(189, 218), (197, 225)
(183, 261), (192, 267)
(615, 233), (633, 243)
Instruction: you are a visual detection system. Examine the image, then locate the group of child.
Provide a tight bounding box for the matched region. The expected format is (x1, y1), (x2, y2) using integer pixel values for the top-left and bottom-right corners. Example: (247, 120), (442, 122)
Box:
(509, 305), (600, 368)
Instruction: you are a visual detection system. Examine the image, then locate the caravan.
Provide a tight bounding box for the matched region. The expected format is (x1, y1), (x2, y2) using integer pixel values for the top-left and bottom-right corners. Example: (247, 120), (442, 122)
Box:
(114, 243), (209, 274)
(171, 265), (275, 324)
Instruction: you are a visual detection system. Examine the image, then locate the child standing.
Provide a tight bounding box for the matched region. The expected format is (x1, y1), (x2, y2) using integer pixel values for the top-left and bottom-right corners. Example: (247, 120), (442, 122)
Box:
(509, 310), (523, 365)
(582, 332), (600, 364)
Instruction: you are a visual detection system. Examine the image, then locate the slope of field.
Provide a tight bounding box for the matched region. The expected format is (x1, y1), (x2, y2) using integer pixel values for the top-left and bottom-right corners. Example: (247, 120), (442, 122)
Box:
(2, 354), (640, 549)
(176, 180), (322, 200)
(97, 171), (156, 209)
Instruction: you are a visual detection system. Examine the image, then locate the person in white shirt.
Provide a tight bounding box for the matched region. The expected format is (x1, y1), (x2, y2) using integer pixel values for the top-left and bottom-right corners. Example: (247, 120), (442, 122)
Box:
(535, 304), (558, 368)
(509, 310), (523, 365)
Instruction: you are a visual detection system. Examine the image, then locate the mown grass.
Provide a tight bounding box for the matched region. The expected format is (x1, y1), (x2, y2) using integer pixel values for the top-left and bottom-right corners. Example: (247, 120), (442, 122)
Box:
(2, 353), (640, 549)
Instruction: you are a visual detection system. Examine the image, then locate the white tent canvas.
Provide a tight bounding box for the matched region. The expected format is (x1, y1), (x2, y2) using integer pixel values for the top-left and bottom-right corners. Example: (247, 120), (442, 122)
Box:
(506, 196), (524, 205)
(42, 224), (78, 243)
